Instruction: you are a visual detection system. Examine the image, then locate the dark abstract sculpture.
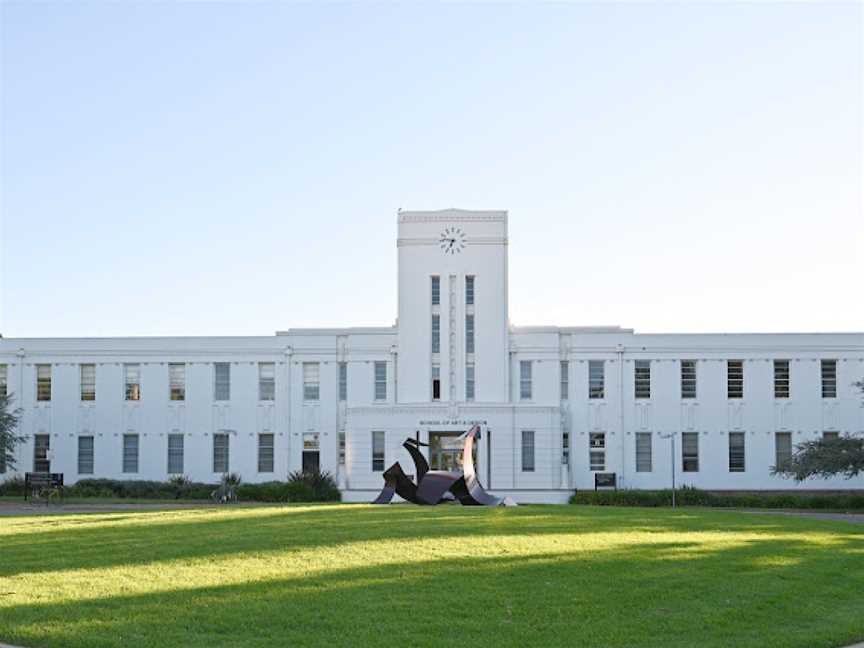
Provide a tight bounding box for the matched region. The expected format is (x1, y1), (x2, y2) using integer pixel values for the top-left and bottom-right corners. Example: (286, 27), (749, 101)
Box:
(372, 425), (515, 506)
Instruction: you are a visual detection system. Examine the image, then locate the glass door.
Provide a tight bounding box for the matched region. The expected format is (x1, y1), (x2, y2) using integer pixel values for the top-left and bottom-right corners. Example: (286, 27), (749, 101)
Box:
(429, 432), (476, 472)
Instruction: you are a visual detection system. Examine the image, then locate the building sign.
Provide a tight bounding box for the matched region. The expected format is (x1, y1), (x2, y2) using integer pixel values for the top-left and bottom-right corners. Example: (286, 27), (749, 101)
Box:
(419, 419), (488, 427)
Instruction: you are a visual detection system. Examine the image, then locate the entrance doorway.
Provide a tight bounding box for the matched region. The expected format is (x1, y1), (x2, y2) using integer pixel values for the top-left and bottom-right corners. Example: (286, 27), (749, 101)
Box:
(429, 432), (476, 472)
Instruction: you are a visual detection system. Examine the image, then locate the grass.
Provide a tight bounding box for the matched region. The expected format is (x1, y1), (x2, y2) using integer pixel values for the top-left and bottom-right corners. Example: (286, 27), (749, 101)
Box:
(1, 504), (862, 648)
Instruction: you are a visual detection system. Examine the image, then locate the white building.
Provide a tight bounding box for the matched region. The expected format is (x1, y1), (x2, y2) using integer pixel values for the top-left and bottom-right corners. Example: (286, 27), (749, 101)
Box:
(1, 209), (862, 503)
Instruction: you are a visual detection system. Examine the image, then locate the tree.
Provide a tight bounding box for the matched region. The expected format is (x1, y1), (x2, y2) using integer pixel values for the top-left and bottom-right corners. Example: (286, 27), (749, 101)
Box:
(772, 378), (864, 482)
(0, 393), (24, 473)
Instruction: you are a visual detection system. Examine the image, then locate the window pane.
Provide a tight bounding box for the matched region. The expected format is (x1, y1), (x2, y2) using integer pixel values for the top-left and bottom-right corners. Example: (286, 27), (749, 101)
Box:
(588, 361), (604, 399)
(774, 432), (792, 471)
(589, 450), (605, 472)
(431, 315), (440, 354)
(303, 362), (320, 401)
(78, 436), (94, 474)
(338, 362), (348, 401)
(773, 360), (790, 399)
(374, 362), (387, 401)
(168, 434), (184, 474)
(36, 364), (52, 401)
(680, 360), (697, 399)
(80, 364), (96, 401)
(521, 430), (535, 472)
(728, 432), (745, 472)
(465, 275), (474, 305)
(431, 276), (440, 305)
(465, 364), (475, 401)
(821, 359), (837, 398)
(339, 431), (346, 465)
(258, 362), (275, 401)
(372, 430), (385, 471)
(520, 361), (532, 400)
(169, 363), (186, 401)
(0, 364), (7, 398)
(727, 360), (743, 399)
(634, 360), (651, 399)
(682, 432), (699, 472)
(635, 432), (652, 472)
(465, 314), (475, 354)
(213, 433), (229, 473)
(258, 433), (275, 473)
(122, 434), (139, 473)
(560, 361), (569, 400)
(214, 363), (231, 401)
(124, 364), (141, 401)
(34, 434), (50, 472)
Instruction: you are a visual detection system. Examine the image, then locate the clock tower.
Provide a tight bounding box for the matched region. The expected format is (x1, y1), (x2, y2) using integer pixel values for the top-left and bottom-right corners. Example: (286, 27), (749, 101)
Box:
(396, 209), (509, 404)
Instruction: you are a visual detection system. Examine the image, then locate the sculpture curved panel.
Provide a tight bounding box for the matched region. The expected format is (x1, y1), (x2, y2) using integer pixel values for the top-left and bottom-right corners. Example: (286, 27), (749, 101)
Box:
(371, 426), (515, 507)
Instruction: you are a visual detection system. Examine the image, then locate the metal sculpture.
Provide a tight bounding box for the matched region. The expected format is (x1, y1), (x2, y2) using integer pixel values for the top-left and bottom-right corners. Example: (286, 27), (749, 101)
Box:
(371, 425), (515, 506)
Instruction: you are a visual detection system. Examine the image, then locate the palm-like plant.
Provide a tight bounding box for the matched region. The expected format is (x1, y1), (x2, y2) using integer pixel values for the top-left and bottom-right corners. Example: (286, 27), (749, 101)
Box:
(0, 393), (24, 474)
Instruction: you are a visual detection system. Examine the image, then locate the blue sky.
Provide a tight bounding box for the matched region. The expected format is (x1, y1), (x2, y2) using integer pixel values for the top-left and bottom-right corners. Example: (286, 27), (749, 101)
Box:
(1, 2), (861, 337)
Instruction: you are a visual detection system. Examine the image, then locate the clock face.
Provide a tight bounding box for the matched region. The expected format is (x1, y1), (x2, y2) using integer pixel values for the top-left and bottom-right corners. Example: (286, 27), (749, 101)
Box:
(438, 226), (466, 255)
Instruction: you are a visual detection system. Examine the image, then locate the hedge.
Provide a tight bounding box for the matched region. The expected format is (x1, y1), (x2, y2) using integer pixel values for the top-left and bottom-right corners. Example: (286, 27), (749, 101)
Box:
(0, 472), (341, 503)
(570, 486), (864, 510)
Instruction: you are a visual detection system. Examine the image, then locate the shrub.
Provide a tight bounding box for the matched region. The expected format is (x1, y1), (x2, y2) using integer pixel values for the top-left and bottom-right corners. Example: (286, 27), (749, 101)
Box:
(0, 475), (25, 496)
(285, 470), (341, 503)
(569, 487), (864, 510)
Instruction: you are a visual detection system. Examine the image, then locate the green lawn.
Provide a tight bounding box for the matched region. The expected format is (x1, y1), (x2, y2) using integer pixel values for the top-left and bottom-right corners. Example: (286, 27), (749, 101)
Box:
(1, 504), (862, 648)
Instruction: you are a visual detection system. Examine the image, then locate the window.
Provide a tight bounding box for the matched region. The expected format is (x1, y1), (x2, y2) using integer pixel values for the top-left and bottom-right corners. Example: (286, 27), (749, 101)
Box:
(682, 432), (699, 472)
(560, 361), (569, 400)
(0, 364), (6, 397)
(431, 276), (440, 305)
(338, 431), (346, 465)
(520, 361), (532, 400)
(258, 362), (275, 401)
(432, 364), (441, 401)
(635, 432), (652, 472)
(122, 434), (139, 473)
(374, 362), (387, 401)
(823, 431), (840, 441)
(338, 362), (348, 401)
(634, 360), (651, 399)
(431, 315), (440, 353)
(466, 275), (475, 305)
(124, 363), (141, 401)
(680, 360), (696, 399)
(213, 433), (229, 473)
(214, 363), (230, 401)
(80, 364), (96, 401)
(34, 434), (50, 472)
(821, 360), (837, 398)
(775, 432), (792, 471)
(372, 430), (385, 471)
(465, 364), (475, 401)
(303, 362), (320, 401)
(169, 363), (186, 401)
(728, 432), (745, 472)
(589, 433), (605, 471)
(562, 431), (570, 465)
(258, 433), (274, 473)
(0, 435), (5, 473)
(36, 364), (51, 401)
(727, 360), (743, 399)
(77, 436), (94, 474)
(521, 430), (535, 472)
(465, 315), (475, 354)
(588, 361), (604, 399)
(774, 360), (790, 399)
(167, 434), (184, 474)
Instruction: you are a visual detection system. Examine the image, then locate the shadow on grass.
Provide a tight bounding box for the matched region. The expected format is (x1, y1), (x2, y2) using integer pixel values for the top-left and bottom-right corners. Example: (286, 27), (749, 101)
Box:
(2, 528), (863, 648)
(0, 505), (814, 578)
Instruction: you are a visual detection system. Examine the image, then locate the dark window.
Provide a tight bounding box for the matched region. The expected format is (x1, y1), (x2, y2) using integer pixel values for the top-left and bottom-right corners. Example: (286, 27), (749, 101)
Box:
(682, 432), (699, 472)
(77, 436), (94, 474)
(634, 360), (651, 399)
(122, 434), (139, 473)
(635, 432), (652, 472)
(34, 434), (50, 472)
(773, 360), (790, 399)
(588, 361), (604, 399)
(258, 433), (274, 473)
(821, 360), (837, 398)
(521, 430), (535, 472)
(372, 431), (385, 472)
(728, 432), (745, 472)
(168, 434), (184, 474)
(727, 361), (743, 399)
(213, 433), (229, 473)
(775, 432), (792, 471)
(680, 360), (697, 399)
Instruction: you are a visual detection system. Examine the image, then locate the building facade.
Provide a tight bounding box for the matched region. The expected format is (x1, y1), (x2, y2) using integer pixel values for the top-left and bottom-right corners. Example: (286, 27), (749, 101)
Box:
(1, 209), (862, 502)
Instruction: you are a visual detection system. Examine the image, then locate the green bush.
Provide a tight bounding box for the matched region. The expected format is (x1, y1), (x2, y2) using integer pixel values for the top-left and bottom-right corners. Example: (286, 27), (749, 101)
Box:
(285, 470), (341, 503)
(66, 479), (214, 500)
(0, 475), (26, 496)
(570, 487), (864, 510)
